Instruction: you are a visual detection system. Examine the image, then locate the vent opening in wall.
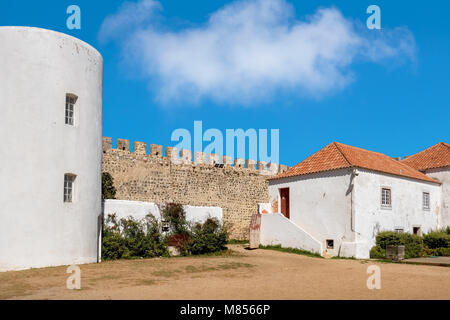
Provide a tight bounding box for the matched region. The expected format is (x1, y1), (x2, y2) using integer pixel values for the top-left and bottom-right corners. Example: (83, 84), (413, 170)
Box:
(326, 239), (334, 249)
(65, 94), (78, 125)
(64, 173), (76, 203)
(413, 226), (422, 236)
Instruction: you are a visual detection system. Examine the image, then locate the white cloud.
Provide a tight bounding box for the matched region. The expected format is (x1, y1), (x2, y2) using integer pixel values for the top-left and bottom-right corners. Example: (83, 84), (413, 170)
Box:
(99, 0), (416, 105)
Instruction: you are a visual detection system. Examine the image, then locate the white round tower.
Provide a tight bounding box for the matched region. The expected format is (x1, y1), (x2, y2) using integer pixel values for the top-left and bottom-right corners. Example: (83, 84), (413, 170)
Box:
(0, 27), (103, 271)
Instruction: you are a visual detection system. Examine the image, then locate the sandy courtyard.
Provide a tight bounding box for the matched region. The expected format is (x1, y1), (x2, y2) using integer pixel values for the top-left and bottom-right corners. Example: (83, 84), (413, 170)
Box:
(1, 245), (449, 300)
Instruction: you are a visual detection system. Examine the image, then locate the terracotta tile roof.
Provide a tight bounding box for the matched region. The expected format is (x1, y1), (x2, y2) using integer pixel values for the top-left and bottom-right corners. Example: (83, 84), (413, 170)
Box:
(269, 142), (439, 184)
(400, 142), (450, 171)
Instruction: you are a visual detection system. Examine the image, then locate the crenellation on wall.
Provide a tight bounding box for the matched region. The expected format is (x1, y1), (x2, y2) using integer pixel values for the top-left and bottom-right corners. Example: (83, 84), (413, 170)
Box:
(180, 149), (192, 164)
(246, 159), (256, 170)
(117, 138), (130, 152)
(223, 155), (233, 167)
(194, 151), (206, 164)
(102, 137), (288, 239)
(166, 146), (181, 164)
(234, 158), (245, 168)
(103, 137), (288, 174)
(133, 141), (147, 155)
(103, 137), (112, 152)
(208, 153), (220, 165)
(258, 161), (267, 172)
(150, 144), (163, 158)
(267, 163), (279, 175)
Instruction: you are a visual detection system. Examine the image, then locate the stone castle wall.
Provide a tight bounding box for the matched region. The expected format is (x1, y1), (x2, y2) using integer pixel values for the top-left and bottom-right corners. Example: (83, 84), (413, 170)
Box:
(102, 137), (288, 239)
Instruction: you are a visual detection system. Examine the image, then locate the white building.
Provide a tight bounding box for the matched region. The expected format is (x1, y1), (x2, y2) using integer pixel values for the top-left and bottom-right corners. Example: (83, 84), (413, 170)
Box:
(262, 142), (448, 259)
(0, 27), (103, 271)
(401, 142), (450, 228)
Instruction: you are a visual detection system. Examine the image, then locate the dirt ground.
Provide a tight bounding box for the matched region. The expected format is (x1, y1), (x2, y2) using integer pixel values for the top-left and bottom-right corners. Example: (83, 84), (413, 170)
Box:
(1, 245), (449, 300)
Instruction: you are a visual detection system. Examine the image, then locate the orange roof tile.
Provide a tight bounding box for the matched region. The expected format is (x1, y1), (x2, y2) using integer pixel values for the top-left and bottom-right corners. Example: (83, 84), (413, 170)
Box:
(400, 142), (450, 171)
(269, 142), (439, 184)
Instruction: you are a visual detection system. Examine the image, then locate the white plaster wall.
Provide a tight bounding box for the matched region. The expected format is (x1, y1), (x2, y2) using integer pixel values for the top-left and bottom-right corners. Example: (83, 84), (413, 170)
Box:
(353, 169), (441, 258)
(268, 169), (354, 257)
(260, 213), (322, 254)
(103, 200), (222, 224)
(424, 167), (450, 228)
(0, 27), (103, 271)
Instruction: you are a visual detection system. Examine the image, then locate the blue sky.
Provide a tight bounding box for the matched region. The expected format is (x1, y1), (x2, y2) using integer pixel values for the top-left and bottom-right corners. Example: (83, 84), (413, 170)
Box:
(2, 0), (449, 166)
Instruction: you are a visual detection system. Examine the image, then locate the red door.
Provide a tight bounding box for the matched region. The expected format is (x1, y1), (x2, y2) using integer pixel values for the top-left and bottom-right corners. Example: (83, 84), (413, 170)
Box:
(280, 188), (290, 219)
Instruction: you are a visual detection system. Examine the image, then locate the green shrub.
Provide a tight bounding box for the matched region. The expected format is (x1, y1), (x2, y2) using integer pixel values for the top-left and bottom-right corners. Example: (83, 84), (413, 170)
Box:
(436, 247), (450, 256)
(189, 218), (228, 255)
(370, 245), (386, 259)
(103, 203), (229, 260)
(422, 246), (450, 257)
(102, 172), (116, 199)
(423, 231), (450, 249)
(375, 231), (423, 259)
(102, 213), (168, 260)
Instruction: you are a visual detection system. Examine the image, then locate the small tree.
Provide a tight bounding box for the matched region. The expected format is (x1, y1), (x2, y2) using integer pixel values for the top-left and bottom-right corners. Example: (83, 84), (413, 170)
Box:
(102, 172), (116, 199)
(161, 203), (189, 235)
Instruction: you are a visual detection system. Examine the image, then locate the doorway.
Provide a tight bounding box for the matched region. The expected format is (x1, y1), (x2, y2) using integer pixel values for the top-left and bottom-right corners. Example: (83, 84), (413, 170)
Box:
(279, 188), (290, 219)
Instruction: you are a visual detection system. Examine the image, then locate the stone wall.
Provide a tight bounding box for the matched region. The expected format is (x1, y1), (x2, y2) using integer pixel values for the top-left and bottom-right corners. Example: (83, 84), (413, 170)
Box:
(102, 137), (288, 239)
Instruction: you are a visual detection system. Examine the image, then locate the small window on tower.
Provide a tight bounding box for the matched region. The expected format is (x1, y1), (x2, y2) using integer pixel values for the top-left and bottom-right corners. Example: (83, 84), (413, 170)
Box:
(326, 239), (334, 249)
(65, 94), (77, 125)
(64, 174), (76, 203)
(381, 188), (392, 207)
(423, 192), (430, 210)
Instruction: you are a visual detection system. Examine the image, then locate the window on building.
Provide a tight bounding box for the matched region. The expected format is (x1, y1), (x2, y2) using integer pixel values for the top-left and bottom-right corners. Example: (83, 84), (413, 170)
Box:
(65, 94), (77, 125)
(423, 192), (430, 210)
(64, 174), (76, 203)
(395, 228), (404, 233)
(326, 239), (334, 249)
(381, 188), (391, 206)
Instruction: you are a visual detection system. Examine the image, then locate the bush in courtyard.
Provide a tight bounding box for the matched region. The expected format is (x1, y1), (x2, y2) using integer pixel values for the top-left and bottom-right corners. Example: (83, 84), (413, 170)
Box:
(161, 203), (190, 235)
(103, 203), (229, 260)
(423, 231), (450, 249)
(375, 231), (423, 259)
(422, 246), (450, 257)
(188, 218), (228, 255)
(161, 203), (191, 254)
(369, 245), (386, 259)
(102, 172), (116, 199)
(422, 229), (450, 256)
(102, 213), (168, 260)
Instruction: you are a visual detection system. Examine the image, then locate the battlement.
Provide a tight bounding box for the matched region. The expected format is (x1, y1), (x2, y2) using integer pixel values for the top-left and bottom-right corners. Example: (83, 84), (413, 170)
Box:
(103, 137), (288, 176)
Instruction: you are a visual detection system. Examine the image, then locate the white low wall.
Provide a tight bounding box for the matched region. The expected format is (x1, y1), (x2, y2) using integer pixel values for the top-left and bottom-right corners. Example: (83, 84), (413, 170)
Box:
(103, 200), (222, 224)
(260, 213), (323, 255)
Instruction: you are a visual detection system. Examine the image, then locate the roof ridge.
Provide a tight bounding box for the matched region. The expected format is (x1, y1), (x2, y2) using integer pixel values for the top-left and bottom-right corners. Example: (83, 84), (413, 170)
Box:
(334, 141), (388, 157)
(402, 142), (443, 161)
(333, 142), (352, 166)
